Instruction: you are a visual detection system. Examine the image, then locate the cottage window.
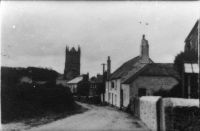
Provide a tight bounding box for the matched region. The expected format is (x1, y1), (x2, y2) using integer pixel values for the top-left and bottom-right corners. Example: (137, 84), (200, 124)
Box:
(138, 88), (147, 97)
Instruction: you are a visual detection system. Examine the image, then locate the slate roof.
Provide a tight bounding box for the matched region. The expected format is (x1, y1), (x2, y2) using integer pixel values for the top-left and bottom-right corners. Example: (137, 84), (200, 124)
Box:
(140, 63), (179, 77)
(123, 63), (179, 84)
(110, 56), (153, 83)
(67, 76), (83, 84)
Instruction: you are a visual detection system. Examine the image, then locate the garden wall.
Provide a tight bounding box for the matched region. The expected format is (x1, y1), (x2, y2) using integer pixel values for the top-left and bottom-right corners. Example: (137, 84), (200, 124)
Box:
(160, 98), (199, 131)
(139, 96), (161, 131)
(138, 96), (199, 131)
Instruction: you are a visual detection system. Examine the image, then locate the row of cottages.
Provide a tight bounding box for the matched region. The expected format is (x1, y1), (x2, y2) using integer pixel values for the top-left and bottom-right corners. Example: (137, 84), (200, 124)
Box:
(183, 19), (199, 98)
(105, 35), (179, 109)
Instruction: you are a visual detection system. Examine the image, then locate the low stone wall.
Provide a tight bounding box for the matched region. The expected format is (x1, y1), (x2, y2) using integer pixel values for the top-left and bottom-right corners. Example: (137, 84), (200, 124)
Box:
(139, 96), (161, 131)
(138, 97), (199, 131)
(160, 98), (199, 131)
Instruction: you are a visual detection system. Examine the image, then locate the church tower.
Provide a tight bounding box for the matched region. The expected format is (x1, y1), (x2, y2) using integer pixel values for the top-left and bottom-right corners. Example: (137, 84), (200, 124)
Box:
(64, 46), (81, 81)
(140, 34), (149, 63)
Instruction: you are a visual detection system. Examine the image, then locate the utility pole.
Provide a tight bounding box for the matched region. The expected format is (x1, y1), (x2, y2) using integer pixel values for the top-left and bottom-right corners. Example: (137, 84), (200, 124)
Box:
(101, 63), (106, 103)
(198, 18), (200, 107)
(101, 63), (106, 75)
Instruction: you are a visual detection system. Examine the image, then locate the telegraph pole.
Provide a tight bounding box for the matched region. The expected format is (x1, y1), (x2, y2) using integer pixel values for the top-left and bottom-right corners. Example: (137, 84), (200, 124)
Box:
(198, 18), (200, 107)
(101, 63), (106, 103)
(101, 63), (106, 75)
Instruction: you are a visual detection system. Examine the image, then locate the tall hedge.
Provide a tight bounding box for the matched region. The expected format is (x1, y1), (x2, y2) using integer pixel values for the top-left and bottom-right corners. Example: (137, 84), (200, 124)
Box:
(1, 67), (75, 123)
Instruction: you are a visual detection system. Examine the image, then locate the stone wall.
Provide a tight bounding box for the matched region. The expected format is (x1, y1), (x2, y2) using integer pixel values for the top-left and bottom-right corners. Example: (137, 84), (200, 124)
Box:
(139, 96), (161, 131)
(138, 96), (199, 131)
(160, 98), (199, 131)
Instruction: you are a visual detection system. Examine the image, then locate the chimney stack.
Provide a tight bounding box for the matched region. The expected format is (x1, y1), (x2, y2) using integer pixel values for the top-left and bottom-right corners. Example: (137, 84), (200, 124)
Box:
(107, 56), (111, 80)
(140, 34), (149, 63)
(102, 63), (106, 75)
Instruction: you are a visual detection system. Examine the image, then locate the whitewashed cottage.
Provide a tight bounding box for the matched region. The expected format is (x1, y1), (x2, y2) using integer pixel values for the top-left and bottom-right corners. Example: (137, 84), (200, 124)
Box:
(105, 35), (179, 109)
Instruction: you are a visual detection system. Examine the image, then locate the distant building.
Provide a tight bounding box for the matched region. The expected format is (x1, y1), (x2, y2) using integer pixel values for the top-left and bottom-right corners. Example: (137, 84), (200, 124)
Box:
(105, 35), (179, 109)
(67, 74), (90, 96)
(184, 20), (199, 55)
(64, 46), (81, 81)
(183, 20), (199, 98)
(89, 74), (104, 96)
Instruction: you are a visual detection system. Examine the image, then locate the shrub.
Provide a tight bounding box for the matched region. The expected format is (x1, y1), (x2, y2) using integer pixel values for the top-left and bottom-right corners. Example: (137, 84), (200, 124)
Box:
(1, 67), (75, 123)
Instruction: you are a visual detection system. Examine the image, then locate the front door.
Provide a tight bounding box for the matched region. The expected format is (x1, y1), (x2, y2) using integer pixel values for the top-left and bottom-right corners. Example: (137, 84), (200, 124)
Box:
(112, 94), (113, 105)
(120, 89), (123, 108)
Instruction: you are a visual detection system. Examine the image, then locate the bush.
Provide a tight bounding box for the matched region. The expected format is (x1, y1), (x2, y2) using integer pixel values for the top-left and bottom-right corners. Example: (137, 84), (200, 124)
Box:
(2, 83), (75, 123)
(1, 67), (75, 123)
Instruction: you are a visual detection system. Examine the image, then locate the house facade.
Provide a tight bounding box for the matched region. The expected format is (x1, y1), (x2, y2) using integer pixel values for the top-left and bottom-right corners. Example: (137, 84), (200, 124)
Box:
(89, 74), (104, 96)
(182, 20), (199, 98)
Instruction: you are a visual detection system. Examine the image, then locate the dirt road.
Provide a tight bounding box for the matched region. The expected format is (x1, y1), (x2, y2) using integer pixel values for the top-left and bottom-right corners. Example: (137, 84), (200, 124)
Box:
(2, 102), (150, 131)
(27, 102), (149, 131)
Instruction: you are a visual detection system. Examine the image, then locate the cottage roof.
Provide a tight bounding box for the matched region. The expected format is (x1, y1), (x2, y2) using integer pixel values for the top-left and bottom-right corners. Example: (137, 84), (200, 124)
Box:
(67, 76), (83, 84)
(110, 56), (153, 82)
(140, 63), (179, 77)
(90, 75), (103, 83)
(123, 63), (179, 84)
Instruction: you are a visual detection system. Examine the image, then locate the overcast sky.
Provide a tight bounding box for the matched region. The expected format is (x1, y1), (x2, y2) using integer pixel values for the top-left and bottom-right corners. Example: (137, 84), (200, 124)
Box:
(1, 1), (200, 76)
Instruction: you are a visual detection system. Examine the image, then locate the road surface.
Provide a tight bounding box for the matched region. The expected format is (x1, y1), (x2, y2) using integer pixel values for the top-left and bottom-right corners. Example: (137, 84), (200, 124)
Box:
(2, 102), (150, 131)
(28, 102), (149, 131)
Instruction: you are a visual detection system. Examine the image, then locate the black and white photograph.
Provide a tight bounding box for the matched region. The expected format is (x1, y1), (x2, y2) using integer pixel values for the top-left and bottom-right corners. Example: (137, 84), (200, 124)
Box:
(1, 0), (200, 131)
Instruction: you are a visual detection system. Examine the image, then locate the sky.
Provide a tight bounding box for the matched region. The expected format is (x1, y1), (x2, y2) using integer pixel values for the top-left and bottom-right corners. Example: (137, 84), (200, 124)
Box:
(1, 1), (200, 77)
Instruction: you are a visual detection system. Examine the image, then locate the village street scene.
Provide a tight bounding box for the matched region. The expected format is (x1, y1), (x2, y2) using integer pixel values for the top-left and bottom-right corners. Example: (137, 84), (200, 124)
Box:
(1, 1), (200, 131)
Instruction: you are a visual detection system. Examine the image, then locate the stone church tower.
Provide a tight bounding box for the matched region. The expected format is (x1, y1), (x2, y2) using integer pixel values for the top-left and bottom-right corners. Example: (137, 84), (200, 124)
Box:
(64, 46), (81, 81)
(140, 34), (149, 63)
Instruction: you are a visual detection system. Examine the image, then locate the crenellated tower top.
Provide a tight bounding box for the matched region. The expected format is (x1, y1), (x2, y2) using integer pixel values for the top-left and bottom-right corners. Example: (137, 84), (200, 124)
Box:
(66, 46), (81, 55)
(64, 45), (81, 80)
